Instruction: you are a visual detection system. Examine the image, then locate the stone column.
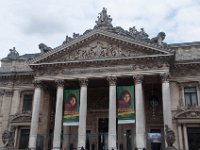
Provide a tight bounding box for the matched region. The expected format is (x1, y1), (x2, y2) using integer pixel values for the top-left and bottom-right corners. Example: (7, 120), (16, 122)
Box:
(133, 75), (146, 150)
(29, 80), (43, 150)
(161, 73), (172, 129)
(107, 76), (117, 150)
(183, 124), (189, 150)
(63, 126), (70, 150)
(53, 80), (65, 150)
(178, 125), (183, 150)
(78, 79), (88, 149)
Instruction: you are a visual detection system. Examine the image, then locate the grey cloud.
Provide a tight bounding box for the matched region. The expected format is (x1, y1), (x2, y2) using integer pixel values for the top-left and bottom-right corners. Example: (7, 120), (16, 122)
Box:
(23, 16), (66, 36)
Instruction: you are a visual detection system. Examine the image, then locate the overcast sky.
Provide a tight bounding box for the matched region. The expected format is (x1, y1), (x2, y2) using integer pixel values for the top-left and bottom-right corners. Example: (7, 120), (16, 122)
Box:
(0, 0), (200, 60)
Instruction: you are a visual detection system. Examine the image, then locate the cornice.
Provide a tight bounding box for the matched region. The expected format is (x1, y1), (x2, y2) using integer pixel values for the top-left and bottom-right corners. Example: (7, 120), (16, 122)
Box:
(174, 61), (200, 67)
(28, 29), (174, 65)
(30, 53), (173, 69)
(0, 72), (34, 79)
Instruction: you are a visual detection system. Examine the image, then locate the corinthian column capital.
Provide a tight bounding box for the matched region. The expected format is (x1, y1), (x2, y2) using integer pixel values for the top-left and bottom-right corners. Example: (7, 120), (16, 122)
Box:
(33, 80), (43, 88)
(161, 73), (170, 83)
(55, 79), (65, 87)
(79, 78), (88, 86)
(133, 74), (143, 84)
(107, 76), (117, 86)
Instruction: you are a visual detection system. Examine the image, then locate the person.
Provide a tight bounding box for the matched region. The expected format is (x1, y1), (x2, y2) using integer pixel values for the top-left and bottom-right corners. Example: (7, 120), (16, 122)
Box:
(65, 93), (77, 112)
(118, 90), (132, 108)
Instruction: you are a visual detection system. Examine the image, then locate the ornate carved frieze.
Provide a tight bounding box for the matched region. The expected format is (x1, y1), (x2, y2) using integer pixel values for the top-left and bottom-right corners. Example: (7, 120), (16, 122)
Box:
(14, 78), (33, 86)
(107, 76), (117, 85)
(63, 65), (133, 76)
(171, 64), (200, 77)
(35, 59), (169, 77)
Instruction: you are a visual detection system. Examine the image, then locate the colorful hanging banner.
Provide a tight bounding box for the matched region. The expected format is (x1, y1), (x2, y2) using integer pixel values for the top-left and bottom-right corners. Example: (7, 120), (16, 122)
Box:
(117, 86), (135, 124)
(63, 89), (80, 126)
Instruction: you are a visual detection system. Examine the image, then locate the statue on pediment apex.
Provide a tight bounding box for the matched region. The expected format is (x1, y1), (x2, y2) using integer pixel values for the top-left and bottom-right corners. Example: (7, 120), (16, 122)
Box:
(94, 7), (113, 29)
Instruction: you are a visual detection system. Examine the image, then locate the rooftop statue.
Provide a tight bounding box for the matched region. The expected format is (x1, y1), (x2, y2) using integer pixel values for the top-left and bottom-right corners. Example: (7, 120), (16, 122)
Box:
(62, 35), (73, 44)
(94, 7), (113, 29)
(61, 8), (167, 47)
(151, 32), (168, 47)
(7, 47), (19, 59)
(38, 43), (52, 53)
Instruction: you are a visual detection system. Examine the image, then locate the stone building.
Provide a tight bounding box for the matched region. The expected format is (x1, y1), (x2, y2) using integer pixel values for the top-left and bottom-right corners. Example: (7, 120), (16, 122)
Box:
(0, 8), (200, 150)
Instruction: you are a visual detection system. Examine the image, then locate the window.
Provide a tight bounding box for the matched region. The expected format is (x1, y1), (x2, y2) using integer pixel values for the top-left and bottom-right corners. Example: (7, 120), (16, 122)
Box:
(22, 94), (33, 111)
(184, 87), (198, 107)
(19, 129), (30, 149)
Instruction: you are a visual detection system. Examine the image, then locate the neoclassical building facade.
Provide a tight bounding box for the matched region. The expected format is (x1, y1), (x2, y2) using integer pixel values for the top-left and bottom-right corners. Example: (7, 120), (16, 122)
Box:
(0, 8), (200, 150)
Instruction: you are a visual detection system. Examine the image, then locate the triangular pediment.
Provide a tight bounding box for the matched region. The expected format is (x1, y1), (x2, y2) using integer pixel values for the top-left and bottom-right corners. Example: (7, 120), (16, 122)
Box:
(29, 30), (173, 65)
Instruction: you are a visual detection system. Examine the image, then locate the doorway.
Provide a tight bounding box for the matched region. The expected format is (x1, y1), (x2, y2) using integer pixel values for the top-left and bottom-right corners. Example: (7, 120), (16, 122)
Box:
(187, 127), (200, 150)
(98, 118), (108, 150)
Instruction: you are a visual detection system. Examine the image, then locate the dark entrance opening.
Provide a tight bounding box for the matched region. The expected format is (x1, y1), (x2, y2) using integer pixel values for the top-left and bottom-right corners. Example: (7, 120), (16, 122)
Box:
(187, 127), (200, 150)
(149, 129), (161, 150)
(98, 118), (108, 150)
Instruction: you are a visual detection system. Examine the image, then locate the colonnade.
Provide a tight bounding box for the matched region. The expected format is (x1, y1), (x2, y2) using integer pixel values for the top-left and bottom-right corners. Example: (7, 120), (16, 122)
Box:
(28, 73), (172, 150)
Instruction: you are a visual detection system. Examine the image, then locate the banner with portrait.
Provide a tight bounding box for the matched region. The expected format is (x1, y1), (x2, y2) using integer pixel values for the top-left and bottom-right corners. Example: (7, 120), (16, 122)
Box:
(117, 86), (135, 124)
(63, 89), (80, 126)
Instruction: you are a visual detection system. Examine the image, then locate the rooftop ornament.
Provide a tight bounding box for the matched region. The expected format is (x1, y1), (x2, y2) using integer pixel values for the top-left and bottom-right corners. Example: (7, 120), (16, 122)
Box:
(62, 8), (167, 47)
(7, 47), (19, 59)
(94, 7), (113, 29)
(38, 43), (52, 53)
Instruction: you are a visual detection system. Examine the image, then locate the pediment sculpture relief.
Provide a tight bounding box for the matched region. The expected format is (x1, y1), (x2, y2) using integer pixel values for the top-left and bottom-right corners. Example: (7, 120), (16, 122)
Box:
(63, 41), (146, 61)
(10, 111), (32, 123)
(174, 109), (200, 119)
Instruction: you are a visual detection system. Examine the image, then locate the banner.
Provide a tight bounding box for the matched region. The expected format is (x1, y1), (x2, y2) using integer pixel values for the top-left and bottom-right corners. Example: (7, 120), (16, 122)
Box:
(63, 89), (80, 126)
(117, 86), (135, 124)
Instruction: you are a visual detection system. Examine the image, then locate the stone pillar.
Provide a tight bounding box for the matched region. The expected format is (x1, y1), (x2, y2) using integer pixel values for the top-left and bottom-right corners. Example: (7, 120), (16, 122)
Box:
(161, 73), (172, 129)
(29, 80), (43, 150)
(178, 125), (183, 150)
(10, 90), (20, 115)
(133, 75), (146, 150)
(107, 76), (117, 150)
(53, 80), (65, 150)
(63, 126), (70, 150)
(78, 79), (88, 149)
(183, 124), (189, 150)
(1, 90), (13, 130)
